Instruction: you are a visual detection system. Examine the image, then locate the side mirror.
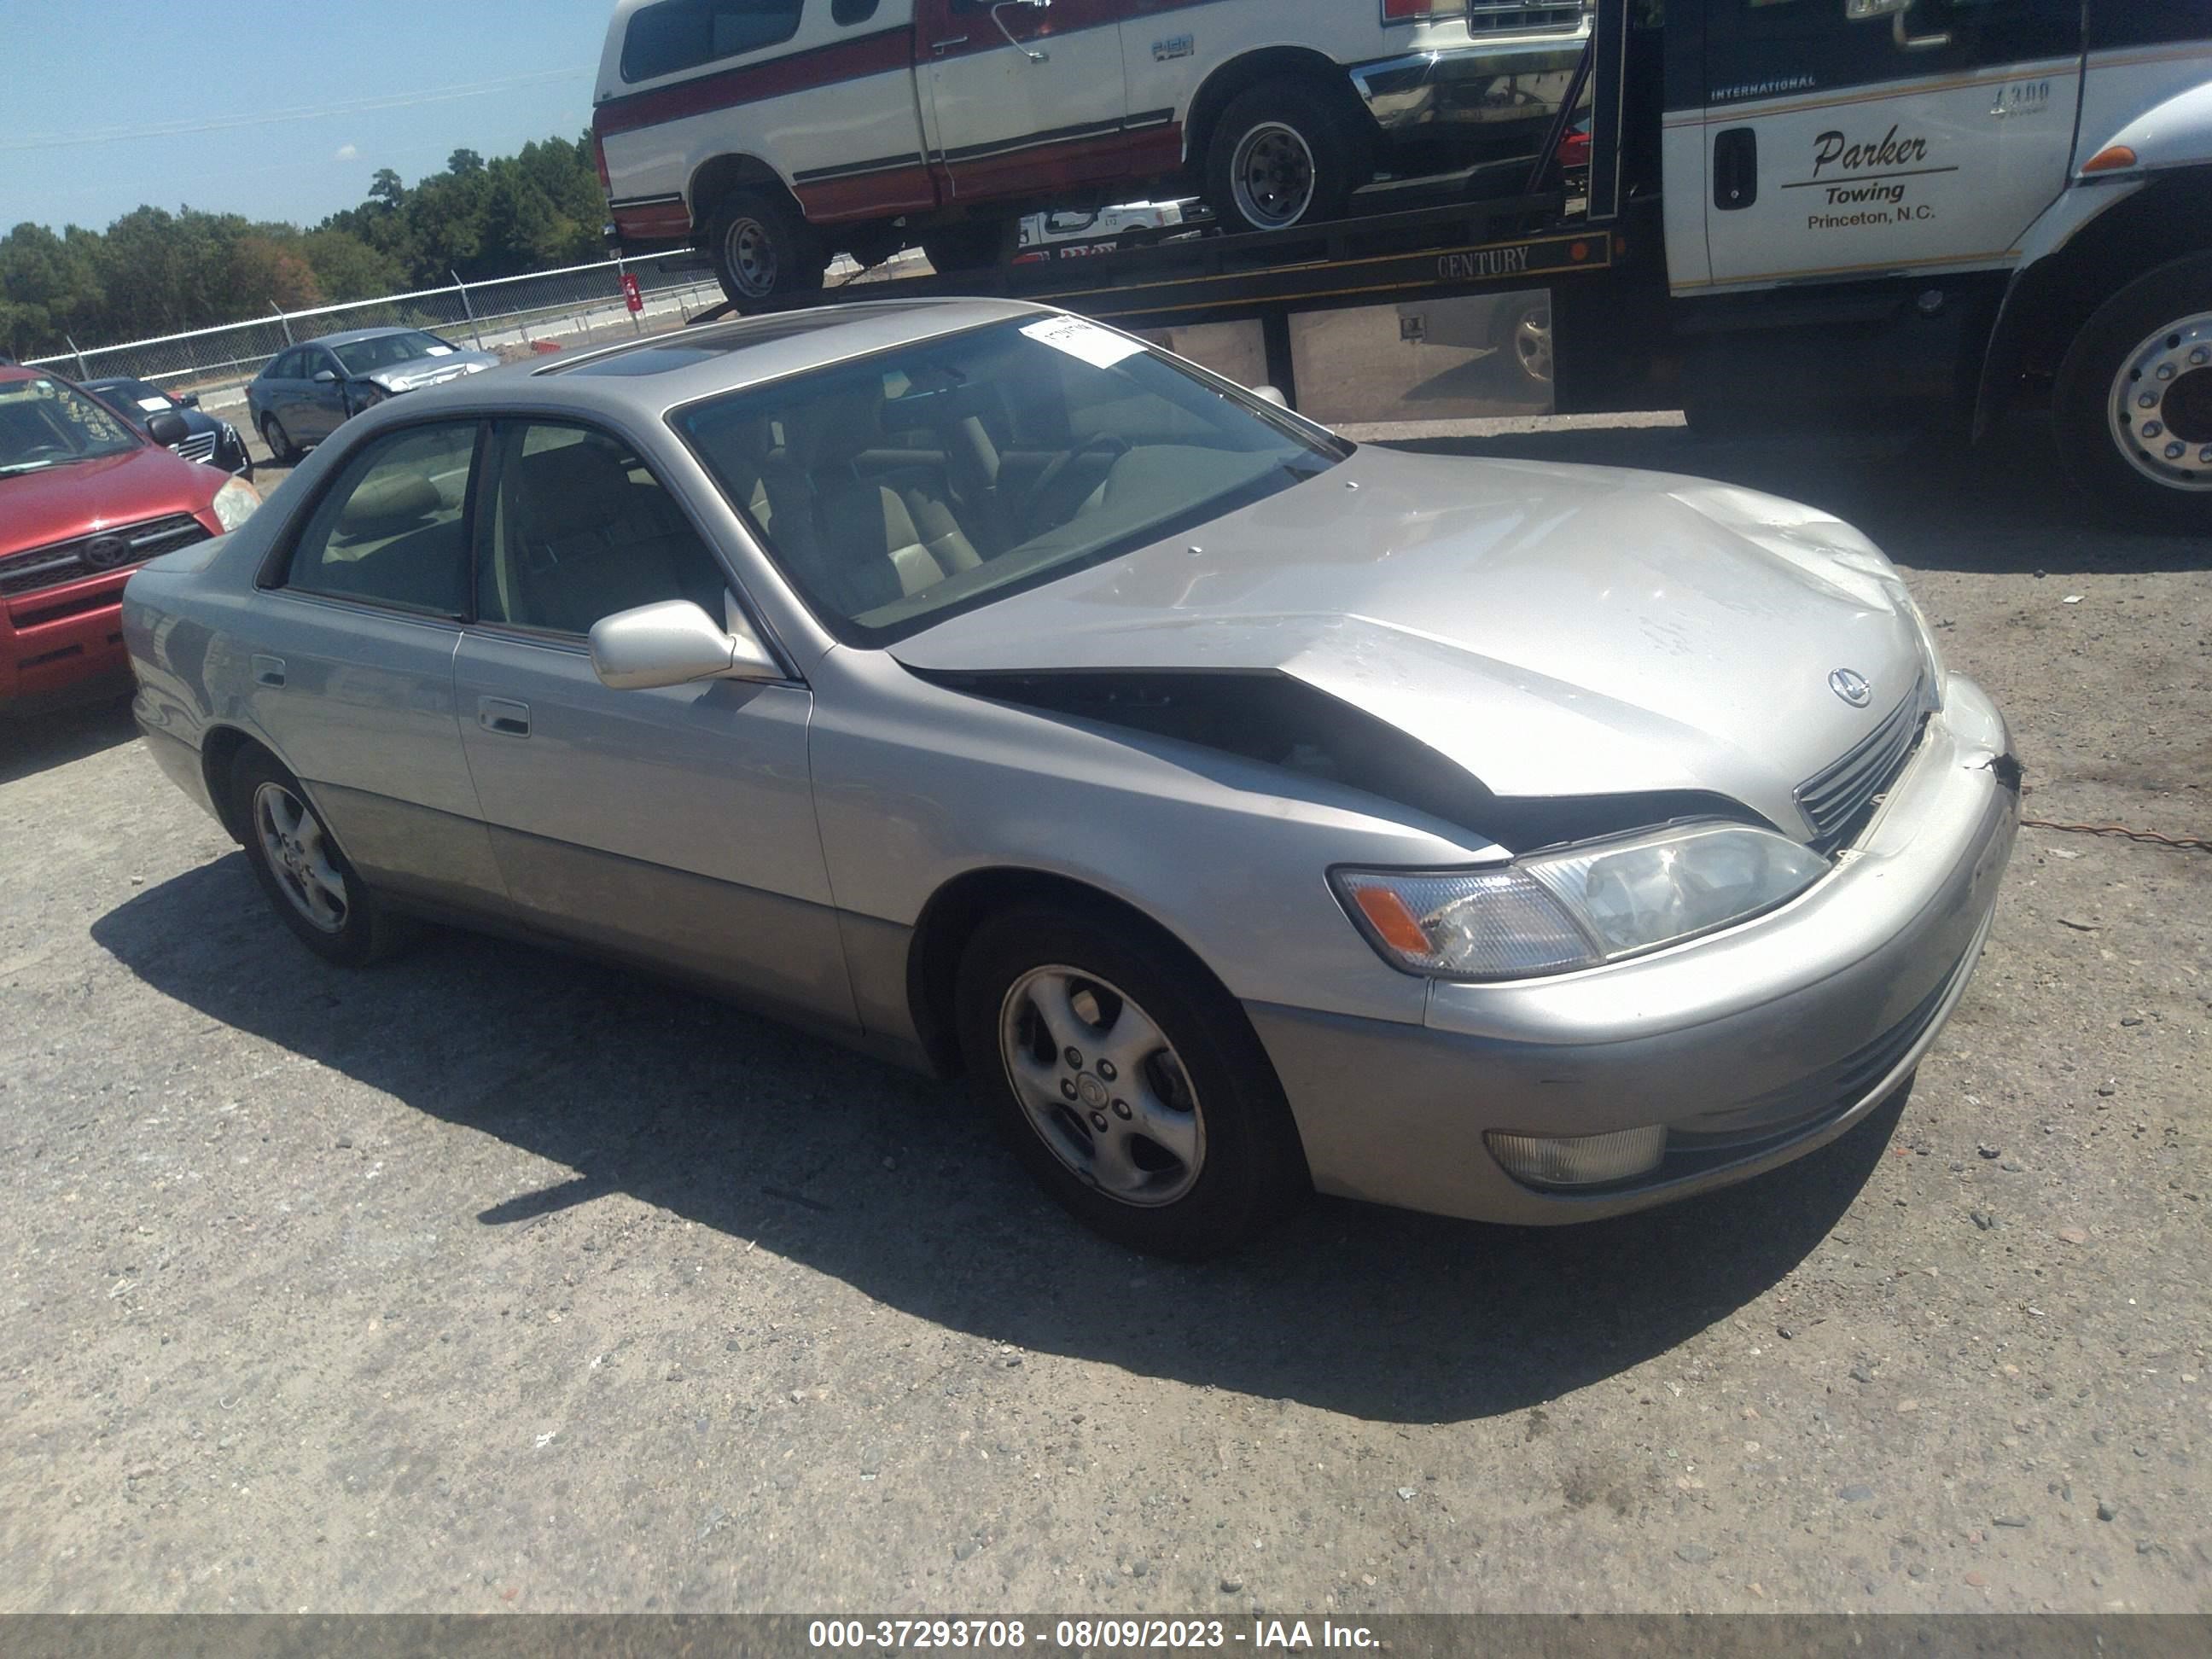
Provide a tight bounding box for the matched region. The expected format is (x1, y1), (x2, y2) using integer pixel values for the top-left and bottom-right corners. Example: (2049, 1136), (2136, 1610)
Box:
(311, 369), (339, 384)
(177, 392), (201, 409)
(1251, 385), (1290, 410)
(589, 598), (780, 692)
(146, 410), (191, 447)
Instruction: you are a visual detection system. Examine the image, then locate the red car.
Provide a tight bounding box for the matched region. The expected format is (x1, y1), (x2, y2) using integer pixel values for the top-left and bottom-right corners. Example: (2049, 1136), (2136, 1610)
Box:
(1, 364), (260, 717)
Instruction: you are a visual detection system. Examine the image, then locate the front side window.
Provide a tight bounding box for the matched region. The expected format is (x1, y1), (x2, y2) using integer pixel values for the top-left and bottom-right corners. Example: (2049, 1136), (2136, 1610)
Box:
(282, 423), (478, 615)
(673, 316), (1348, 645)
(476, 421), (731, 637)
(830, 0), (880, 21)
(1706, 0), (2078, 102)
(621, 0), (806, 82)
(0, 375), (144, 476)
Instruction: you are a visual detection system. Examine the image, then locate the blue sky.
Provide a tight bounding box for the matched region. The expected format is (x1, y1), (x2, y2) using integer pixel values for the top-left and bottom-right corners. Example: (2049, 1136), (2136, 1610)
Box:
(3, 0), (614, 233)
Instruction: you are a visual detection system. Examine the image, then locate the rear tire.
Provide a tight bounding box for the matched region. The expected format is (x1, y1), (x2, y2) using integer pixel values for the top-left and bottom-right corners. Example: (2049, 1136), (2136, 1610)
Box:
(259, 413), (300, 466)
(2052, 252), (2212, 530)
(1204, 79), (1371, 235)
(954, 901), (1309, 1259)
(230, 747), (410, 968)
(706, 189), (826, 311)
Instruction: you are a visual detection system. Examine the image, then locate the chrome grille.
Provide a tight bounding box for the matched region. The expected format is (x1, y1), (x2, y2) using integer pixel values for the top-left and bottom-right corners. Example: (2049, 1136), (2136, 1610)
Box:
(1795, 677), (1930, 852)
(0, 513), (212, 599)
(174, 431), (218, 463)
(1464, 0), (1589, 30)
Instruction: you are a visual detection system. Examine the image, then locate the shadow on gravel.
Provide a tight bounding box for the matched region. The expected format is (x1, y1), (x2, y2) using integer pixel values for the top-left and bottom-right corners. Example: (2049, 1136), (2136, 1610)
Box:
(0, 693), (137, 785)
(1385, 412), (2209, 576)
(96, 855), (1902, 1426)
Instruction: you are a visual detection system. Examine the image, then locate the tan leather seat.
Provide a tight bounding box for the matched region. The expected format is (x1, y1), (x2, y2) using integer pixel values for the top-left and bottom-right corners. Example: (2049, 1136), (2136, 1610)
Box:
(503, 439), (721, 633)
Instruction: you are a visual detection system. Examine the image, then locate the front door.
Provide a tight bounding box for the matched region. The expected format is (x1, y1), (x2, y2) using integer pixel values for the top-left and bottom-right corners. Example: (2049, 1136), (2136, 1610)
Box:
(916, 0), (1132, 205)
(1698, 0), (2081, 289)
(451, 417), (854, 1027)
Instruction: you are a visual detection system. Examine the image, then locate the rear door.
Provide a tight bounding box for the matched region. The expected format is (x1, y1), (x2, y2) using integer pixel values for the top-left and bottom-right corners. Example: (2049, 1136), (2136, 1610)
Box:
(1697, 0), (2081, 290)
(253, 420), (503, 909)
(915, 0), (1134, 205)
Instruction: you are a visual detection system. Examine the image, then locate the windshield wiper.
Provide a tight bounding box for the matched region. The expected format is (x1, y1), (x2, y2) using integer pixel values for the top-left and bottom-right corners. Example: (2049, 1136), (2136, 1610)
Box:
(0, 459), (61, 476)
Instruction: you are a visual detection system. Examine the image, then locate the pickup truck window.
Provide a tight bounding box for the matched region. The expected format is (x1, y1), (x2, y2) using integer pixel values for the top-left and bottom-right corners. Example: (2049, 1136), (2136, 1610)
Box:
(621, 0), (806, 84)
(673, 317), (1349, 646)
(830, 0), (881, 21)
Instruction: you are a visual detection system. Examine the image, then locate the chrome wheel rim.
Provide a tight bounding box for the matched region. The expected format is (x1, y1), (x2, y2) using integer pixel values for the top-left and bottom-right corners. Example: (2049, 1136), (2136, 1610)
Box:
(2105, 310), (2212, 492)
(253, 782), (348, 934)
(723, 215), (779, 299)
(998, 965), (1206, 1208)
(1231, 122), (1318, 230)
(1514, 303), (1555, 383)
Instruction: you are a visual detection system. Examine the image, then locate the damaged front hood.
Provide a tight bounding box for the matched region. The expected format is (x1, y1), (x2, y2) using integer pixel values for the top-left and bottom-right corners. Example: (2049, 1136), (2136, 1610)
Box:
(891, 445), (1928, 837)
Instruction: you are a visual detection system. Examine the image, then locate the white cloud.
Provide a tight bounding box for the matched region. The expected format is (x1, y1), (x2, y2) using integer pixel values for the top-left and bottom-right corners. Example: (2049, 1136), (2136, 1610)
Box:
(334, 143), (358, 161)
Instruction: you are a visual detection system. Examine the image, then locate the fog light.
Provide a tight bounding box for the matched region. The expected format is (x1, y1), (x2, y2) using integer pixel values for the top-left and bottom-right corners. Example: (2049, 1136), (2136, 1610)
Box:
(1487, 1125), (1667, 1189)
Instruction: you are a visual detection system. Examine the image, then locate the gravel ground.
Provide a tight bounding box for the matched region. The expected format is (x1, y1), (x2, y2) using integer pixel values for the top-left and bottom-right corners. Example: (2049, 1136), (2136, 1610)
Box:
(1, 413), (2205, 1615)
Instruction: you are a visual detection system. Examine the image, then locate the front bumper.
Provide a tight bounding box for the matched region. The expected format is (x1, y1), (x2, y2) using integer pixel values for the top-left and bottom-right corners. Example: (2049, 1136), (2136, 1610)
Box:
(0, 573), (136, 715)
(1249, 674), (2019, 1226)
(1350, 30), (1592, 137)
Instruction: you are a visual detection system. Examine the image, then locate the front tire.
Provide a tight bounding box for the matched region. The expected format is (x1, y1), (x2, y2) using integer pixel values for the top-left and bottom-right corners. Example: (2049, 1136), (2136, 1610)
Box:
(706, 190), (825, 311)
(1204, 79), (1371, 235)
(2052, 252), (2212, 529)
(954, 902), (1308, 1259)
(230, 748), (410, 967)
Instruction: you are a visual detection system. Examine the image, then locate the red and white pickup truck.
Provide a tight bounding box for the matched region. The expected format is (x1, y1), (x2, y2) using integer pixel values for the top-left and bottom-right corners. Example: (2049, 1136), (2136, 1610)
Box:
(592, 0), (1591, 306)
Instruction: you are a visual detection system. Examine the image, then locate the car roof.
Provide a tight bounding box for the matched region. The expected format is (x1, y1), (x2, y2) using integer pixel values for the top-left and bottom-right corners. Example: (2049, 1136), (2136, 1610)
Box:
(299, 325), (441, 347)
(392, 297), (1057, 422)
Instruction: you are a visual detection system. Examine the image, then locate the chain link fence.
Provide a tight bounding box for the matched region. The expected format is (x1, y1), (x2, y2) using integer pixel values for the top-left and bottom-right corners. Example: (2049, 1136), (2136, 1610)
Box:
(23, 257), (729, 413)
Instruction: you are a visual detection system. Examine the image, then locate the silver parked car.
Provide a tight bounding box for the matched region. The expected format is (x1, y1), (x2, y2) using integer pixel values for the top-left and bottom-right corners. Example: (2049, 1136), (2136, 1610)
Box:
(246, 327), (498, 465)
(124, 300), (2018, 1257)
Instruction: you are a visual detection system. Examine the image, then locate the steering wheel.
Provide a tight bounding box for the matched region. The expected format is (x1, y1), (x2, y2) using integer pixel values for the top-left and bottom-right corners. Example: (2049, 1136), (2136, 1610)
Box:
(1022, 431), (1131, 533)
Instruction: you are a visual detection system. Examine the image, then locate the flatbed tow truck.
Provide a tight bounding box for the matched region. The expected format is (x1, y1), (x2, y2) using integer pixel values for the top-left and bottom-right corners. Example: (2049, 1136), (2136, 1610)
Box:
(658, 0), (2212, 527)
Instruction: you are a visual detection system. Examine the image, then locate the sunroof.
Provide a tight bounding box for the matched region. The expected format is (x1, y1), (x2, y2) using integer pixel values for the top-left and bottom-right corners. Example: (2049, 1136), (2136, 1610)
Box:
(549, 305), (940, 377)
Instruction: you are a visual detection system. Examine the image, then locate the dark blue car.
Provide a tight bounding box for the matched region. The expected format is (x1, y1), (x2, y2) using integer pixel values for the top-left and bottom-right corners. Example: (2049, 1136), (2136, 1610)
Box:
(84, 376), (253, 480)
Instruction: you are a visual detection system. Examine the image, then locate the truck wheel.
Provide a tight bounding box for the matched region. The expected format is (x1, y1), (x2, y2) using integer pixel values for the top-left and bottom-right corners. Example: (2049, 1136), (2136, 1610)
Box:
(1205, 79), (1371, 235)
(2053, 252), (2212, 529)
(921, 222), (1010, 275)
(706, 191), (824, 311)
(1491, 294), (1554, 389)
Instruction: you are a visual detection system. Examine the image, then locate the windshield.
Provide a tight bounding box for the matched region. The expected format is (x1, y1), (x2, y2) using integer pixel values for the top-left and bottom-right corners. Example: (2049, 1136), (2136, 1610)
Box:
(673, 317), (1348, 644)
(90, 377), (172, 414)
(331, 331), (460, 375)
(0, 375), (144, 476)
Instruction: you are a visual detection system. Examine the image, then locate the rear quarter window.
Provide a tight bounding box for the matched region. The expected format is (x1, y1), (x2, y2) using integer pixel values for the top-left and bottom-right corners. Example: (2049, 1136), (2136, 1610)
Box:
(621, 0), (806, 83)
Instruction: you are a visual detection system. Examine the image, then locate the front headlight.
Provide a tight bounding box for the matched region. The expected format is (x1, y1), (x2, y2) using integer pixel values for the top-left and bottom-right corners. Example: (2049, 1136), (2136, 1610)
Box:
(1334, 822), (1830, 981)
(211, 474), (262, 533)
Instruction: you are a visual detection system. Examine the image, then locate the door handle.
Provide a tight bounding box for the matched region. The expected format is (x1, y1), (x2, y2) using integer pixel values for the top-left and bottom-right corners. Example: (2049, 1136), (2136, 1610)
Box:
(251, 654), (285, 688)
(1713, 126), (1758, 211)
(930, 34), (969, 51)
(477, 696), (531, 738)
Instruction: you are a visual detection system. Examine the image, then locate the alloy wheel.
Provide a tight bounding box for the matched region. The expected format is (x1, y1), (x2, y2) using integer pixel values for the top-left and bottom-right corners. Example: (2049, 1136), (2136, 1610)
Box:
(997, 965), (1207, 1208)
(253, 782), (349, 934)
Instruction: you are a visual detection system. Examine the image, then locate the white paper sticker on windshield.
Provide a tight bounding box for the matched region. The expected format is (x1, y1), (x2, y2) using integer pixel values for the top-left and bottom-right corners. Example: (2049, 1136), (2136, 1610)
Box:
(424, 345), (454, 356)
(136, 396), (169, 412)
(1020, 316), (1143, 370)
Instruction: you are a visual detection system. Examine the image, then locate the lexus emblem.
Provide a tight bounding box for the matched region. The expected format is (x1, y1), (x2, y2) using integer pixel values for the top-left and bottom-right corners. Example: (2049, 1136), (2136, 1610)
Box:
(1828, 668), (1872, 707)
(81, 535), (132, 571)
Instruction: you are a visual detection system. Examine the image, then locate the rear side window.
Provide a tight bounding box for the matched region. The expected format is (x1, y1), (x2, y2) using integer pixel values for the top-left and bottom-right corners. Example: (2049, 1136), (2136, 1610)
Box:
(831, 0), (879, 22)
(621, 0), (805, 82)
(282, 423), (479, 617)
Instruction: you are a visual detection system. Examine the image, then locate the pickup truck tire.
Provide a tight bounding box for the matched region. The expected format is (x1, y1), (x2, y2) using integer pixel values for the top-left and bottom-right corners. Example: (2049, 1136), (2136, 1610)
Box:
(1205, 79), (1369, 235)
(921, 222), (1010, 275)
(706, 190), (825, 310)
(2053, 252), (2212, 528)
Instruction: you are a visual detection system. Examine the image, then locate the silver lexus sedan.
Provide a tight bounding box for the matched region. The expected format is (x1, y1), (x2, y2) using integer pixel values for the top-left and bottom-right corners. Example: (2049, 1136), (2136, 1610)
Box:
(123, 299), (2018, 1258)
